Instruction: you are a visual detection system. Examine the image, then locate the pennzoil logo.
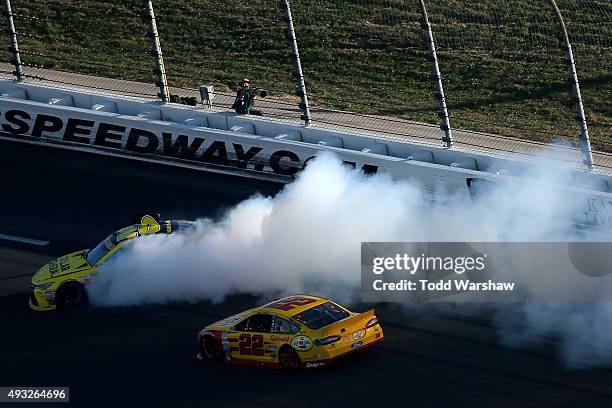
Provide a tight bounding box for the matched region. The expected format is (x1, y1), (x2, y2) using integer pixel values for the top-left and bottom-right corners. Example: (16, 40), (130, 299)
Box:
(352, 329), (365, 340)
(291, 335), (313, 352)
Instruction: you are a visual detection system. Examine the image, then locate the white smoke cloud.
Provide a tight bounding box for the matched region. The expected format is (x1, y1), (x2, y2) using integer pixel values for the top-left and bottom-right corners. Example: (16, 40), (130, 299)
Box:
(89, 153), (428, 305)
(495, 302), (612, 368)
(87, 151), (612, 368)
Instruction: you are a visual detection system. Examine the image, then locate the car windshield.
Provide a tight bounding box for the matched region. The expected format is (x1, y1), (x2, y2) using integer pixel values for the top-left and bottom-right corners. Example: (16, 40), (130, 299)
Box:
(292, 302), (350, 330)
(85, 232), (119, 266)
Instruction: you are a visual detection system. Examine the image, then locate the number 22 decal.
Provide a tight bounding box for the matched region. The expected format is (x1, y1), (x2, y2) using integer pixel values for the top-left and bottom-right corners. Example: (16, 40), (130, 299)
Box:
(239, 334), (264, 356)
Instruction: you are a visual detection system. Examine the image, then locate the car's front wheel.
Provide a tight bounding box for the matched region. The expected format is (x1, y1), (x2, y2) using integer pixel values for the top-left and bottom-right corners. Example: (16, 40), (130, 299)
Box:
(200, 335), (223, 362)
(55, 281), (87, 309)
(278, 346), (301, 370)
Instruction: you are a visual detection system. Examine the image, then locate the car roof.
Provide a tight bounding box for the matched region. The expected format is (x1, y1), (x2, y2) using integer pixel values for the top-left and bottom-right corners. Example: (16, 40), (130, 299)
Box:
(114, 225), (141, 244)
(257, 295), (330, 317)
(114, 220), (165, 245)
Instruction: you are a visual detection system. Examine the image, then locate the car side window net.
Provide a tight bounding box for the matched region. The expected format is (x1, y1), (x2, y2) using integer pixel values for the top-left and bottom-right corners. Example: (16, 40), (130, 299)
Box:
(235, 314), (273, 333)
(271, 315), (300, 334)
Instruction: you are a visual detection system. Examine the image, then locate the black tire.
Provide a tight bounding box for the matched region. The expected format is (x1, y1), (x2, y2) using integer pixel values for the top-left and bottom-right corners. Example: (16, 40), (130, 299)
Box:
(55, 281), (87, 309)
(278, 346), (301, 370)
(200, 335), (223, 362)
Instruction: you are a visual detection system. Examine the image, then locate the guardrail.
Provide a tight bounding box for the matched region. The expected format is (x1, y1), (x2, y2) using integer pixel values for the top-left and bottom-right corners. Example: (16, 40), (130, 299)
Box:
(1, 0), (609, 170)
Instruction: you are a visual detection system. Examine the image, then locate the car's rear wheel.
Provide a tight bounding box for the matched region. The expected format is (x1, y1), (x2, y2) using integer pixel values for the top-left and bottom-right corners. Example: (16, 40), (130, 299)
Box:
(278, 346), (301, 370)
(55, 281), (87, 309)
(200, 335), (223, 362)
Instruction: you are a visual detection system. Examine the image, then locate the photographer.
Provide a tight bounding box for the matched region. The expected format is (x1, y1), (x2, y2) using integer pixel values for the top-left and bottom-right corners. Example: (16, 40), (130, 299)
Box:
(232, 79), (265, 115)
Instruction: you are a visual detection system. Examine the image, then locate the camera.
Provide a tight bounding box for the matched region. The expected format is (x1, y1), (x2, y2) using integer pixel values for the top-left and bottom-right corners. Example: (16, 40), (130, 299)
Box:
(169, 94), (197, 106)
(253, 88), (267, 98)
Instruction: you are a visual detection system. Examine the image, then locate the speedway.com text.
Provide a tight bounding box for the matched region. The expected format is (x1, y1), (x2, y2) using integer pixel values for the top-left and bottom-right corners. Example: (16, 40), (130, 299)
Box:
(371, 253), (487, 275)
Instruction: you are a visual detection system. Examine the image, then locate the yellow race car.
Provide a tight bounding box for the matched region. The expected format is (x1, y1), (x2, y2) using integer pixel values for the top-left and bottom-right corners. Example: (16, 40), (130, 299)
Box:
(197, 295), (383, 369)
(29, 215), (194, 311)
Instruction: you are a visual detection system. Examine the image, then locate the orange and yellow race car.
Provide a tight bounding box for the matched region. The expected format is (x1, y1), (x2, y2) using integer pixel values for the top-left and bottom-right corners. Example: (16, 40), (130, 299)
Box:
(197, 295), (383, 369)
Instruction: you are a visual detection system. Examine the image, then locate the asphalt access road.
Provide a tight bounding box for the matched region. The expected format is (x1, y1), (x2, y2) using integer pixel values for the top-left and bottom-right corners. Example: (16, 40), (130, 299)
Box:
(1, 139), (612, 407)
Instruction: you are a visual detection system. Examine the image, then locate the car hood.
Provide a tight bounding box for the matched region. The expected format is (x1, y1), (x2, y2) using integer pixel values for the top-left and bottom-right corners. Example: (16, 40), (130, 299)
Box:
(32, 250), (92, 284)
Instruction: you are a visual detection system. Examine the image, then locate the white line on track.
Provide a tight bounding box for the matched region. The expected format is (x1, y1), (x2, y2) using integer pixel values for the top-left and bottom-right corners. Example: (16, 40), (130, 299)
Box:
(0, 233), (50, 246)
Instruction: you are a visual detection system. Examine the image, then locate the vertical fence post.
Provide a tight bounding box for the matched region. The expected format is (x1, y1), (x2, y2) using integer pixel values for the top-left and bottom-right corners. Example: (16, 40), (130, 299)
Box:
(282, 0), (311, 126)
(418, 0), (453, 147)
(549, 0), (593, 170)
(3, 0), (23, 80)
(144, 0), (169, 103)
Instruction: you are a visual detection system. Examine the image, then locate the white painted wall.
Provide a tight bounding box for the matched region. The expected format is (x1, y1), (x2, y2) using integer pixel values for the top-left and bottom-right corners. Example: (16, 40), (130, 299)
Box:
(0, 79), (610, 208)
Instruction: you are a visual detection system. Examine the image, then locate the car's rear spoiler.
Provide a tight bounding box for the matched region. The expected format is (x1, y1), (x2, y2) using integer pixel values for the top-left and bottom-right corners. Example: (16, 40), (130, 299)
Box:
(138, 215), (196, 234)
(139, 214), (161, 234)
(322, 309), (375, 335)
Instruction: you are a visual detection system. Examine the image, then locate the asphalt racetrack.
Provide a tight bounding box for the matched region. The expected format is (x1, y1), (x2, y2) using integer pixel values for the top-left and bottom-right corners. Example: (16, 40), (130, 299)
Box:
(1, 139), (612, 407)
